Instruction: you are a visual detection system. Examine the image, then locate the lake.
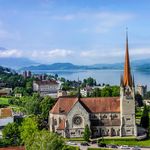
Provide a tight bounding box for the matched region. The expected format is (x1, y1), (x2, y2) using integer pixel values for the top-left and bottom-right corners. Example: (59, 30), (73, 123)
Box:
(32, 69), (150, 88)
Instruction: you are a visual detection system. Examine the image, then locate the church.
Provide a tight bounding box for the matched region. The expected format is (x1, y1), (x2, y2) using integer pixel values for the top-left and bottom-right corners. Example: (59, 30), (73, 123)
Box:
(49, 32), (137, 138)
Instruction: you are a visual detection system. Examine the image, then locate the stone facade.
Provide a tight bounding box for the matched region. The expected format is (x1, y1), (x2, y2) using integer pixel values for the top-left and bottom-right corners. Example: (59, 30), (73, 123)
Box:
(49, 32), (137, 138)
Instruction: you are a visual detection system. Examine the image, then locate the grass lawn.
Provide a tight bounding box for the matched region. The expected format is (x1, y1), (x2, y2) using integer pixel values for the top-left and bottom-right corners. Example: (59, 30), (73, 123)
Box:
(65, 137), (84, 141)
(65, 145), (80, 150)
(0, 97), (9, 105)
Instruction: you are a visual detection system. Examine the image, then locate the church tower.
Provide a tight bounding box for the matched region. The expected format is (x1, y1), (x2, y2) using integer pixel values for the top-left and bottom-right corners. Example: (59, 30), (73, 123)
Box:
(120, 30), (137, 137)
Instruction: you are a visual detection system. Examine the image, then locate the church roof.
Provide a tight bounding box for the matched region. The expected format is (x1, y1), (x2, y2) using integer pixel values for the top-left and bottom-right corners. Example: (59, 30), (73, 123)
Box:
(50, 97), (120, 114)
(123, 30), (132, 87)
(50, 97), (78, 114)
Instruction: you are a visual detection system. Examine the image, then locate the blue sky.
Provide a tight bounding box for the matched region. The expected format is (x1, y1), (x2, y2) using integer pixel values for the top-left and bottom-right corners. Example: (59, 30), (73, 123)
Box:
(0, 0), (150, 64)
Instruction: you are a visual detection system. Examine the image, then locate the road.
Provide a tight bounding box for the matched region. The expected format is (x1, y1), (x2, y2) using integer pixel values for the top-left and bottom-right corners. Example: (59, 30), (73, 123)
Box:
(68, 142), (150, 150)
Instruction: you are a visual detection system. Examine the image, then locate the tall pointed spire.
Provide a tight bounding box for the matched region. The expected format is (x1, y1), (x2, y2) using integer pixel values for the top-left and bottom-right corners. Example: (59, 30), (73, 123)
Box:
(123, 28), (132, 87)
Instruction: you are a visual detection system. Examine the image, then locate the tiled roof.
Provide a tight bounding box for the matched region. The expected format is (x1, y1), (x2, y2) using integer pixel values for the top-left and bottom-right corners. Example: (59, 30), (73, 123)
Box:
(50, 97), (120, 114)
(50, 97), (78, 114)
(34, 80), (58, 85)
(57, 119), (65, 130)
(80, 97), (120, 113)
(0, 108), (13, 118)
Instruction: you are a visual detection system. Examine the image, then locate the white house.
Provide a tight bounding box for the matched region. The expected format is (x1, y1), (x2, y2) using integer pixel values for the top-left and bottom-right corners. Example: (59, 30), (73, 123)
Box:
(33, 80), (60, 97)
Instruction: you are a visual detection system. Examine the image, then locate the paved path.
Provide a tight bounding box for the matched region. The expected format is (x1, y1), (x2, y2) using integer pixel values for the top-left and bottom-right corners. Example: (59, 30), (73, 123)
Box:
(70, 143), (150, 150)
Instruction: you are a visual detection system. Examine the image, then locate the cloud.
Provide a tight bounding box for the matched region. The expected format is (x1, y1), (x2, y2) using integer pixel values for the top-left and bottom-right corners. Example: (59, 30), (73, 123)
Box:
(31, 49), (74, 59)
(0, 49), (22, 58)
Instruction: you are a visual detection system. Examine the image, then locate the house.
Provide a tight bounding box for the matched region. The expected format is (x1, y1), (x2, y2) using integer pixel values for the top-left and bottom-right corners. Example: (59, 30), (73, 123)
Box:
(143, 99), (150, 106)
(49, 32), (137, 138)
(80, 86), (93, 97)
(137, 84), (147, 97)
(33, 80), (60, 97)
(0, 88), (12, 96)
(0, 107), (14, 138)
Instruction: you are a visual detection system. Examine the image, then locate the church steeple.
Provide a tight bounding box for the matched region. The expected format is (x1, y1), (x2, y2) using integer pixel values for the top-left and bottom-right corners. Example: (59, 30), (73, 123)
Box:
(123, 29), (132, 87)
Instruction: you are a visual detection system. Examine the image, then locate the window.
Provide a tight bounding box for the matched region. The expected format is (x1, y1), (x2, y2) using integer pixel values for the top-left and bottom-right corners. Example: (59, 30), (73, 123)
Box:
(127, 130), (131, 132)
(103, 115), (107, 118)
(54, 119), (57, 125)
(73, 116), (82, 125)
(71, 132), (75, 135)
(126, 118), (130, 121)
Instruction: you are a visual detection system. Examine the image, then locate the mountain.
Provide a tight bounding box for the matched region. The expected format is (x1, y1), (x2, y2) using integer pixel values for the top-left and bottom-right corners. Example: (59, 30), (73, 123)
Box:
(21, 63), (87, 70)
(20, 59), (150, 71)
(20, 62), (123, 70)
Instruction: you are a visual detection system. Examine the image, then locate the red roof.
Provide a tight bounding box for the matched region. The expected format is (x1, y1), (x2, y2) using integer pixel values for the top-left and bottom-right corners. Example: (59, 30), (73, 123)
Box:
(57, 119), (65, 130)
(34, 80), (58, 85)
(50, 97), (78, 114)
(50, 97), (120, 114)
(0, 108), (13, 118)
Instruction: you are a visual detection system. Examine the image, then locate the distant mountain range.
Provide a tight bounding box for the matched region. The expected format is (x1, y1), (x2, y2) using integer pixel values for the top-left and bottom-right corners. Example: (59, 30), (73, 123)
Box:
(20, 59), (150, 72)
(0, 45), (150, 71)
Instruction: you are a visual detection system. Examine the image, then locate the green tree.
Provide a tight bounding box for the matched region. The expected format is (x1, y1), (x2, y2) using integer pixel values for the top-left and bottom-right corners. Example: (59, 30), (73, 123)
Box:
(28, 130), (65, 150)
(83, 124), (91, 142)
(101, 87), (112, 97)
(25, 79), (33, 95)
(20, 117), (38, 147)
(14, 87), (27, 96)
(25, 93), (42, 115)
(140, 105), (149, 129)
(111, 86), (120, 97)
(40, 96), (55, 119)
(135, 93), (143, 107)
(83, 77), (96, 87)
(2, 122), (21, 145)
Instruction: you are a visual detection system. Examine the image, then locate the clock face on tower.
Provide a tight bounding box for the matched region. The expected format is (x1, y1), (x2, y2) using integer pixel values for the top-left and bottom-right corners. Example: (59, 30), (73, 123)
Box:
(73, 116), (82, 125)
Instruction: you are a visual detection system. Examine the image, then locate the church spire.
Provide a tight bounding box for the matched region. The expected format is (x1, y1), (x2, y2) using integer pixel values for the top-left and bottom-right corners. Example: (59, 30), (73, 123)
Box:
(123, 28), (132, 87)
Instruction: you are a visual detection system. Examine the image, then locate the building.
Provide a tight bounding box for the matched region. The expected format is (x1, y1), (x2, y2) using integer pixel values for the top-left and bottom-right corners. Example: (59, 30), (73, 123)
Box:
(0, 88), (12, 96)
(49, 32), (137, 138)
(80, 86), (92, 97)
(57, 90), (67, 98)
(22, 71), (32, 78)
(137, 84), (147, 97)
(143, 99), (150, 106)
(33, 80), (60, 97)
(0, 108), (14, 138)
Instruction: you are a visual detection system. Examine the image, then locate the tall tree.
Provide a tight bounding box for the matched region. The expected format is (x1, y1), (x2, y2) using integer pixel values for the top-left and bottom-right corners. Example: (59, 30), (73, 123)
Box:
(20, 117), (38, 148)
(140, 105), (149, 129)
(83, 124), (91, 142)
(40, 96), (55, 119)
(2, 122), (21, 145)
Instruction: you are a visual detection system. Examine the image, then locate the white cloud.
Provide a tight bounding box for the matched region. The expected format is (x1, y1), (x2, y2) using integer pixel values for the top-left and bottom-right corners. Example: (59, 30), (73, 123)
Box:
(0, 49), (22, 58)
(31, 49), (74, 59)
